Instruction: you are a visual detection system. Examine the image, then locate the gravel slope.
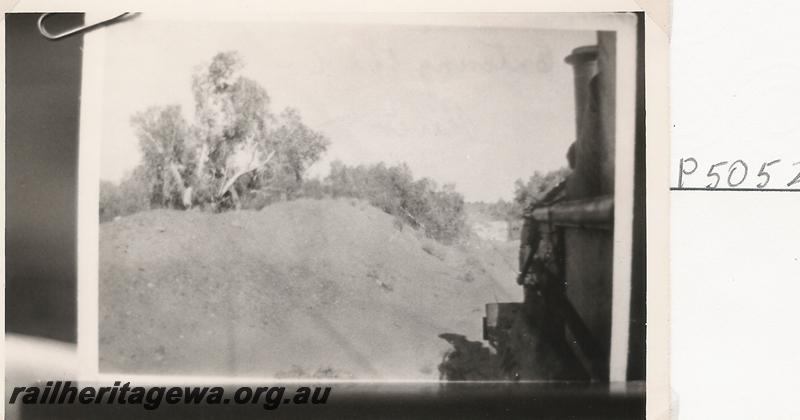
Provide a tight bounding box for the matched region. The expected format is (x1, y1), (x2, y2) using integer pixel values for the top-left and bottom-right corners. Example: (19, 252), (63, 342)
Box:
(99, 198), (521, 379)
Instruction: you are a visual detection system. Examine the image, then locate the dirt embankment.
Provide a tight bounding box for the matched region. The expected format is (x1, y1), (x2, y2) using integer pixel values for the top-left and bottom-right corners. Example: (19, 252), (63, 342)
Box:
(99, 198), (521, 379)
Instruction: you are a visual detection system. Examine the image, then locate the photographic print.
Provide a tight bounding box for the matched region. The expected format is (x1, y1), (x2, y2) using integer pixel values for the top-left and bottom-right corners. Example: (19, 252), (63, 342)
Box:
(86, 13), (644, 383)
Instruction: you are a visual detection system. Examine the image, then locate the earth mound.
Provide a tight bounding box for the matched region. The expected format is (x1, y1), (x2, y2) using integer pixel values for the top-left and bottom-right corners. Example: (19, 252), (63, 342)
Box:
(99, 198), (521, 379)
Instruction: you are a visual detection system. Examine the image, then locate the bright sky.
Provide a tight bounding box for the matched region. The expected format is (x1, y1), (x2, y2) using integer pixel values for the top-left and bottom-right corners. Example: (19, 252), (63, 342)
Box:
(99, 18), (596, 202)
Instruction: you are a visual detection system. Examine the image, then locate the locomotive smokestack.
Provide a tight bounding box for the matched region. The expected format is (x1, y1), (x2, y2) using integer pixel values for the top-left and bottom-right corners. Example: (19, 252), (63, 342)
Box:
(564, 46), (599, 137)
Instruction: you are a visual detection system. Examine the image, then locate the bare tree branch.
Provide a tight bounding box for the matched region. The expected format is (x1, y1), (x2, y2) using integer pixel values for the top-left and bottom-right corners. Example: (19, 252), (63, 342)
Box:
(217, 149), (276, 198)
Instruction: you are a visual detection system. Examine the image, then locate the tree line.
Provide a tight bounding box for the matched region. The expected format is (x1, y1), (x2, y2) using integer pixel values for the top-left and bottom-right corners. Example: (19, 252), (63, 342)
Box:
(100, 50), (568, 243)
(100, 51), (468, 243)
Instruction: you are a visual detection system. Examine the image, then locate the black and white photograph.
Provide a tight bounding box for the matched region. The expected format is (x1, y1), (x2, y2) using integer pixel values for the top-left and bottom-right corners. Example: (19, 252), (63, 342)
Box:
(6, 8), (656, 420)
(87, 12), (644, 383)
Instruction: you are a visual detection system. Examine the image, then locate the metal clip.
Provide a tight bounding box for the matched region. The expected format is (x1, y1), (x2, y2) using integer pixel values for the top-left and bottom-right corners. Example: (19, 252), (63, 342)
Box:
(37, 12), (132, 41)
